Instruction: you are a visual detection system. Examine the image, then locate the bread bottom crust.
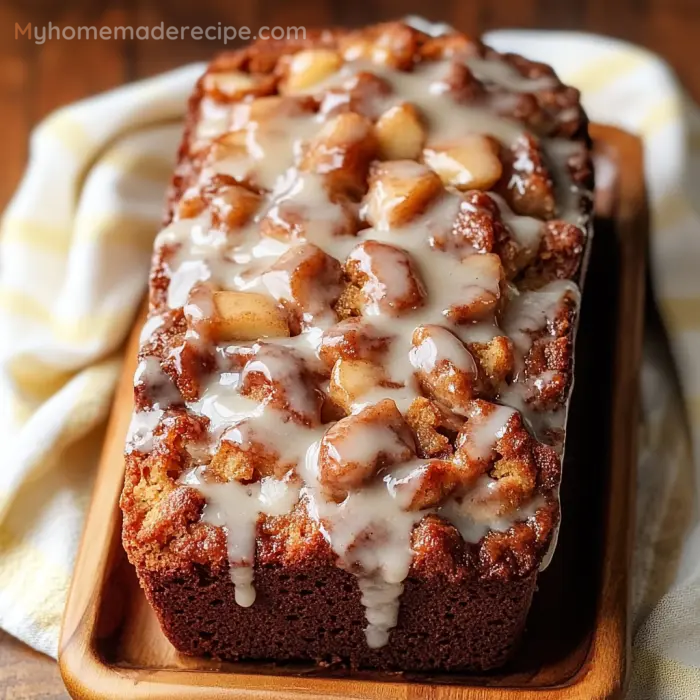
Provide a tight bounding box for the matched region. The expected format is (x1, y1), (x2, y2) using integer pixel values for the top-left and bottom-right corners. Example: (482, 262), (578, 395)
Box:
(139, 563), (537, 672)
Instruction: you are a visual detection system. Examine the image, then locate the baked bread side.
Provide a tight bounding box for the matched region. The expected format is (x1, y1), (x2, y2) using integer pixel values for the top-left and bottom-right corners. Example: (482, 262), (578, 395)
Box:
(120, 21), (593, 672)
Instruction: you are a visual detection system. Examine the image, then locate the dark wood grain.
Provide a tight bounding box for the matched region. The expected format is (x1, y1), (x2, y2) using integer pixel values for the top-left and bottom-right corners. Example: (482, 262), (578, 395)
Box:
(0, 0), (681, 695)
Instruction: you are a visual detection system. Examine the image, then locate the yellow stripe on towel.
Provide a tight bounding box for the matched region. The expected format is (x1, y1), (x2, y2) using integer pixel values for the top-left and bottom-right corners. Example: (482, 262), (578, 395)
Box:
(630, 648), (700, 699)
(39, 111), (94, 157)
(0, 219), (72, 254)
(564, 51), (646, 92)
(1, 214), (158, 254)
(0, 288), (138, 345)
(661, 298), (700, 332)
(0, 527), (68, 637)
(654, 194), (698, 232)
(101, 150), (174, 184)
(641, 95), (682, 136)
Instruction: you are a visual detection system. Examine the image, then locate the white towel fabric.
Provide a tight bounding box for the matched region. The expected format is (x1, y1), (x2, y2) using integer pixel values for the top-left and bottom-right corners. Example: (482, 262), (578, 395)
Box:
(0, 27), (699, 699)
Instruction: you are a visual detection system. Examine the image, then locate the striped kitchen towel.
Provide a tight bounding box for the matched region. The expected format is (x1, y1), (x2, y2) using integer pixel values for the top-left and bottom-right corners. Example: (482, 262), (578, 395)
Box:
(0, 27), (698, 699)
(0, 63), (204, 655)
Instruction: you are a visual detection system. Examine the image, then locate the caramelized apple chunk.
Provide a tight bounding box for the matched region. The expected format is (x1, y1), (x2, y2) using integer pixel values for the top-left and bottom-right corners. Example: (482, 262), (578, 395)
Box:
(202, 70), (277, 101)
(202, 130), (249, 169)
(375, 103), (426, 160)
(210, 291), (290, 341)
(300, 112), (378, 198)
(445, 253), (505, 323)
(410, 325), (482, 412)
(262, 243), (343, 327)
(246, 94), (318, 122)
(363, 160), (443, 229)
(340, 241), (427, 317)
(329, 358), (385, 413)
(183, 283), (217, 339)
(318, 399), (416, 501)
(279, 49), (343, 94)
(240, 344), (323, 426)
(497, 133), (556, 219)
(319, 71), (393, 119)
(338, 22), (419, 69)
(433, 62), (487, 102)
(419, 33), (482, 61)
(319, 319), (392, 368)
(423, 135), (502, 191)
(178, 174), (261, 231)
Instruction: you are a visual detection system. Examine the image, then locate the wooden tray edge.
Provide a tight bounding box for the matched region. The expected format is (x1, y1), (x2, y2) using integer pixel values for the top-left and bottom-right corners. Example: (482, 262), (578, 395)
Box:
(58, 123), (647, 700)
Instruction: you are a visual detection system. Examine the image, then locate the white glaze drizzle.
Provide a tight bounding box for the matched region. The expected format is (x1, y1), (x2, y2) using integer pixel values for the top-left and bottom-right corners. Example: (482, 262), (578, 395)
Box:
(181, 467), (301, 606)
(465, 56), (558, 93)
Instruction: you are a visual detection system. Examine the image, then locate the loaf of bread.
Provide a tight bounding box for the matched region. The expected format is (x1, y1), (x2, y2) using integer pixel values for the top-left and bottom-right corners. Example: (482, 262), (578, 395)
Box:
(120, 21), (593, 672)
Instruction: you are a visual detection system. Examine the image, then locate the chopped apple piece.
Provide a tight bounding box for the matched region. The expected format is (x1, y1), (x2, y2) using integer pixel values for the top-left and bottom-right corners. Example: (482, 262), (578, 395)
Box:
(282, 49), (343, 93)
(363, 160), (443, 229)
(247, 95), (284, 121)
(338, 22), (418, 69)
(208, 179), (261, 230)
(212, 291), (289, 341)
(203, 71), (256, 95)
(319, 319), (392, 368)
(206, 129), (249, 164)
(329, 358), (384, 413)
(318, 399), (416, 500)
(445, 253), (505, 323)
(319, 71), (392, 119)
(262, 243), (343, 326)
(177, 176), (260, 230)
(202, 71), (275, 101)
(423, 135), (503, 191)
(177, 187), (205, 220)
(344, 240), (427, 316)
(300, 112), (378, 197)
(399, 460), (462, 511)
(308, 111), (374, 149)
(245, 95), (317, 123)
(410, 325), (481, 412)
(375, 103), (426, 160)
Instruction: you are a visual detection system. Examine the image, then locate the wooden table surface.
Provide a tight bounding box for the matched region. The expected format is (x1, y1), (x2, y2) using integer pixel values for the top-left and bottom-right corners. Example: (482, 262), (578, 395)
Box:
(0, 0), (698, 696)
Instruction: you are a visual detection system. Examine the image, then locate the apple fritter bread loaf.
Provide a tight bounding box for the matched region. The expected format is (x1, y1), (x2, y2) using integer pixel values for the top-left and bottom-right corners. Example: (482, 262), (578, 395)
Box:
(121, 21), (593, 672)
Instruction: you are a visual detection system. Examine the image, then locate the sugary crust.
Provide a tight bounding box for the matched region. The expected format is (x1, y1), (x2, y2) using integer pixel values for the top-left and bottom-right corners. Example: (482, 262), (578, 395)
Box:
(122, 409), (558, 580)
(121, 20), (593, 671)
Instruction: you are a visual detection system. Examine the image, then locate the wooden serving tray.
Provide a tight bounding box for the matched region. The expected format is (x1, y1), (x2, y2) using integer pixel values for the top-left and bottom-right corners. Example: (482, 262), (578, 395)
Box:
(59, 124), (646, 700)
